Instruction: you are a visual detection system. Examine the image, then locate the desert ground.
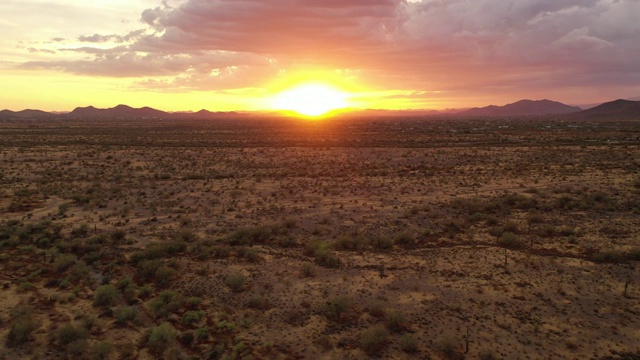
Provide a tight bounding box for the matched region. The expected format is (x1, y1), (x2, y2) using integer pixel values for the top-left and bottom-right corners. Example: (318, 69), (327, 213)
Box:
(0, 115), (639, 360)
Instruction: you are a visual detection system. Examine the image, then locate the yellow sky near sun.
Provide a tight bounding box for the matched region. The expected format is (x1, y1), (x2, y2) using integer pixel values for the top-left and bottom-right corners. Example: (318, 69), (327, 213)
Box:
(1, 67), (440, 112)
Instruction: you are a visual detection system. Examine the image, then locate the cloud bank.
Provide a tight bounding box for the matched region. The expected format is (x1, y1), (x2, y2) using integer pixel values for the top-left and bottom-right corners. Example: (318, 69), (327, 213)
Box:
(17, 0), (640, 104)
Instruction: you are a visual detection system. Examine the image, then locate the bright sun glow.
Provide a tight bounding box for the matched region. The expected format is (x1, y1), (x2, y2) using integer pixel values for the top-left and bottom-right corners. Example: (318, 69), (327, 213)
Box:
(271, 83), (349, 117)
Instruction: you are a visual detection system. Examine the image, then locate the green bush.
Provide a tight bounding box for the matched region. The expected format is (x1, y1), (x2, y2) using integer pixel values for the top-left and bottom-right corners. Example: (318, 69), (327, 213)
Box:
(371, 236), (393, 250)
(138, 284), (154, 299)
(182, 310), (206, 325)
(590, 250), (625, 264)
(400, 333), (418, 353)
(90, 341), (114, 360)
(394, 231), (414, 247)
(335, 235), (367, 251)
(53, 254), (77, 273)
(322, 296), (353, 321)
(148, 322), (176, 353)
(130, 241), (187, 263)
(155, 265), (177, 287)
(93, 285), (119, 307)
(360, 325), (389, 354)
(301, 263), (316, 278)
(115, 306), (139, 325)
(55, 324), (89, 347)
(628, 247), (640, 261)
(384, 309), (405, 332)
(498, 232), (522, 249)
(435, 332), (460, 359)
(6, 305), (38, 347)
(229, 226), (271, 245)
(225, 273), (246, 292)
(194, 326), (209, 341)
(148, 291), (183, 319)
(314, 245), (339, 268)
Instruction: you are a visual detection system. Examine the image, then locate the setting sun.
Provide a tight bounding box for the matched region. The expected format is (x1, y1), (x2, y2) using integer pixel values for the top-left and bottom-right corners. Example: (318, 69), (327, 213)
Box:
(271, 84), (349, 117)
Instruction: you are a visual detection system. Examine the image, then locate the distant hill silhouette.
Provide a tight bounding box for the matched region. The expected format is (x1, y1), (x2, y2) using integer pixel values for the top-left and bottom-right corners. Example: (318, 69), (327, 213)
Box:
(572, 99), (640, 120)
(172, 109), (242, 119)
(459, 99), (581, 117)
(0, 105), (247, 120)
(68, 104), (169, 119)
(0, 109), (54, 118)
(2, 100), (640, 120)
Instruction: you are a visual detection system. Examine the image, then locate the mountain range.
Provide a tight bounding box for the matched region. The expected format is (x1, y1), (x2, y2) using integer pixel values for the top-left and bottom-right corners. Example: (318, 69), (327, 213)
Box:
(569, 99), (640, 120)
(1, 99), (639, 120)
(458, 99), (582, 117)
(0, 104), (242, 120)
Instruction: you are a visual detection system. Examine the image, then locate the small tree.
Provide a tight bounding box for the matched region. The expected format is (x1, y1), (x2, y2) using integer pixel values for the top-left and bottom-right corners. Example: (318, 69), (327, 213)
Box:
(225, 273), (246, 292)
(94, 285), (119, 307)
(148, 322), (176, 353)
(360, 325), (389, 354)
(6, 305), (39, 347)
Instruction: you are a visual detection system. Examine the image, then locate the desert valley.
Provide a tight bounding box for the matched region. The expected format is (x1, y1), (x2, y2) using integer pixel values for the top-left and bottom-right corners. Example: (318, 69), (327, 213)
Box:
(1, 99), (639, 359)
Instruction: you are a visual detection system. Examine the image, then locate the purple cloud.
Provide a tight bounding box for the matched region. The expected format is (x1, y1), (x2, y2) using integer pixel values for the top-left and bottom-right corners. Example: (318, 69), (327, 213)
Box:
(18, 0), (640, 102)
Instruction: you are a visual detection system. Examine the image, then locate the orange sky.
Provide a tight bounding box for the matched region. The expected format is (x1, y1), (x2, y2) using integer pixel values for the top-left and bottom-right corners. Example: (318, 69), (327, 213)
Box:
(1, 0), (639, 112)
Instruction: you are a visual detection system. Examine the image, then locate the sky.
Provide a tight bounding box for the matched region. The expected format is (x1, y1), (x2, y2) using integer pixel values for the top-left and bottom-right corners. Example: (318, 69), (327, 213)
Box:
(1, 0), (639, 112)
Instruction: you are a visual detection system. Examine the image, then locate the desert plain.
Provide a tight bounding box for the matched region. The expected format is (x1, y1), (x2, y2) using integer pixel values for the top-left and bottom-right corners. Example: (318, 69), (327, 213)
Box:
(0, 115), (639, 359)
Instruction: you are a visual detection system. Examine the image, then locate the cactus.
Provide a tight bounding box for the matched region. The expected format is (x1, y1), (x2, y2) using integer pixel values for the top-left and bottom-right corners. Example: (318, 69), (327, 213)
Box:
(624, 277), (632, 297)
(464, 326), (473, 354)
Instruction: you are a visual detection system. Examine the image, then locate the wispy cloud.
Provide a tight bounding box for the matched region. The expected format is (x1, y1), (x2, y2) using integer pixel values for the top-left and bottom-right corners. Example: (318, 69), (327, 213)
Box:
(10, 0), (640, 103)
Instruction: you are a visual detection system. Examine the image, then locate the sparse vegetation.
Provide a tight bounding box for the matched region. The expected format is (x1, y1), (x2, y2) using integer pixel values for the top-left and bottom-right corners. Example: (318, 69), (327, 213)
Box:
(1, 117), (639, 359)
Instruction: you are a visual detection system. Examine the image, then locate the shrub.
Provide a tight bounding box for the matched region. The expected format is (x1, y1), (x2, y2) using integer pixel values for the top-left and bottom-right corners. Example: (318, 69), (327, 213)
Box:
(148, 323), (176, 353)
(360, 325), (389, 354)
(90, 341), (114, 360)
(229, 226), (271, 245)
(301, 263), (316, 278)
(314, 245), (339, 268)
(278, 235), (297, 248)
(110, 229), (126, 243)
(246, 295), (270, 310)
(6, 305), (38, 347)
(194, 326), (209, 341)
(539, 224), (556, 238)
(504, 221), (519, 233)
(115, 306), (139, 325)
(557, 225), (576, 236)
(186, 296), (202, 309)
(628, 247), (640, 261)
(148, 291), (183, 319)
(182, 310), (206, 325)
(93, 285), (119, 307)
(55, 324), (89, 347)
(130, 241), (187, 263)
(384, 309), (405, 332)
(394, 231), (414, 247)
(66, 339), (89, 358)
(53, 254), (77, 274)
(225, 273), (246, 292)
(498, 232), (522, 249)
(526, 213), (543, 232)
(117, 276), (133, 290)
(435, 332), (460, 359)
(590, 250), (625, 264)
(335, 235), (367, 251)
(239, 247), (260, 263)
(138, 284), (154, 299)
(322, 296), (353, 321)
(485, 215), (499, 226)
(283, 217), (297, 229)
(155, 265), (177, 287)
(371, 236), (393, 250)
(400, 333), (418, 353)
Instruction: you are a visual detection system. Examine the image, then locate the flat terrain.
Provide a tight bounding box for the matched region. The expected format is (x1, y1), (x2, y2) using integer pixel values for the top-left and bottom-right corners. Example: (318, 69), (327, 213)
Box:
(0, 115), (639, 359)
